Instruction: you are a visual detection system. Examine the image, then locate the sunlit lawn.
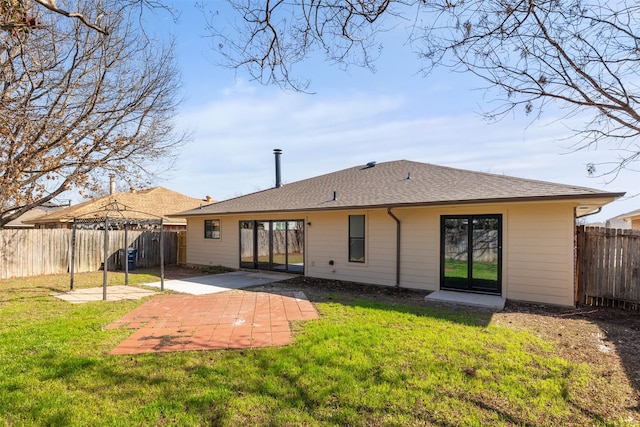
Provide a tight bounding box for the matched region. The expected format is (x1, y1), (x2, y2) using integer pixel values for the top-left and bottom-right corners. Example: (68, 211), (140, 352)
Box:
(445, 259), (498, 280)
(0, 271), (630, 426)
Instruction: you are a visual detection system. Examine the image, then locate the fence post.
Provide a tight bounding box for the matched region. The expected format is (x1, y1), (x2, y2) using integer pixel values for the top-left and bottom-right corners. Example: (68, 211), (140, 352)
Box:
(575, 225), (584, 305)
(160, 220), (165, 291)
(70, 221), (77, 290)
(124, 225), (129, 286)
(103, 217), (109, 301)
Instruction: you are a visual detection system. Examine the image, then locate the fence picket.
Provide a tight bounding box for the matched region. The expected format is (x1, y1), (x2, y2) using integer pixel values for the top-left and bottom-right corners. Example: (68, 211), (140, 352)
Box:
(577, 225), (640, 310)
(0, 229), (178, 279)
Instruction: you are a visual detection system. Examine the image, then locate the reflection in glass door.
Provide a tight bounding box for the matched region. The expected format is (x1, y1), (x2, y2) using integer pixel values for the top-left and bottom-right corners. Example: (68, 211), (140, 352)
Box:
(441, 215), (501, 294)
(239, 221), (254, 269)
(239, 220), (304, 273)
(272, 221), (287, 271)
(287, 220), (305, 273)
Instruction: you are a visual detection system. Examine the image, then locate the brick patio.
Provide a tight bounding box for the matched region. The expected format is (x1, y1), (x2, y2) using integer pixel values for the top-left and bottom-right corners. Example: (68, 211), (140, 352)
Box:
(106, 290), (318, 354)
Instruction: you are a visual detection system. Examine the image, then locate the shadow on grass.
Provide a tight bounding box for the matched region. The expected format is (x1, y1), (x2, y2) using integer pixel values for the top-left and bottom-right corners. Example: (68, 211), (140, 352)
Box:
(0, 285), (69, 303)
(6, 271), (633, 425)
(247, 276), (494, 328)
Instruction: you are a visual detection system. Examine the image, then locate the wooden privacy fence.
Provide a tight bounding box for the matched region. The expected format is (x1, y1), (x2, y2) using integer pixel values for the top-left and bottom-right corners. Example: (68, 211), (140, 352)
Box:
(444, 229), (499, 262)
(0, 229), (178, 279)
(240, 229), (304, 258)
(576, 226), (640, 310)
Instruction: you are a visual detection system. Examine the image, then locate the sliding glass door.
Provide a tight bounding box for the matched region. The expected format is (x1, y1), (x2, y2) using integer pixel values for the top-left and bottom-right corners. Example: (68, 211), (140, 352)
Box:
(441, 215), (502, 294)
(239, 220), (304, 273)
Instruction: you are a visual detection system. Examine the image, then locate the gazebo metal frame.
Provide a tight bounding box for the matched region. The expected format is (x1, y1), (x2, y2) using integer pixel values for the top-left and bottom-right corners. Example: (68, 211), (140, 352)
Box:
(69, 200), (165, 300)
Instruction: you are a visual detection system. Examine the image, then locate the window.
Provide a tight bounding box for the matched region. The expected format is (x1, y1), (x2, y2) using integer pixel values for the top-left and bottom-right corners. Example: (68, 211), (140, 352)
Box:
(349, 215), (365, 263)
(204, 219), (220, 239)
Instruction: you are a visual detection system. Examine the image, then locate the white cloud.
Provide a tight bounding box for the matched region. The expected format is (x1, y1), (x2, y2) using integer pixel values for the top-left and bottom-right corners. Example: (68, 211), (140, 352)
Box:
(168, 83), (637, 223)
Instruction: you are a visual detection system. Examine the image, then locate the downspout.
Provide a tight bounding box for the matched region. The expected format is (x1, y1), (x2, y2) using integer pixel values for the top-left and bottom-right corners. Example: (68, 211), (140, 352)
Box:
(387, 207), (401, 288)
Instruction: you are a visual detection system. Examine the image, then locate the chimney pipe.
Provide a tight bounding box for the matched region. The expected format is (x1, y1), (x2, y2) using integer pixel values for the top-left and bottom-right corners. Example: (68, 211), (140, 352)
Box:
(274, 149), (282, 188)
(109, 174), (116, 195)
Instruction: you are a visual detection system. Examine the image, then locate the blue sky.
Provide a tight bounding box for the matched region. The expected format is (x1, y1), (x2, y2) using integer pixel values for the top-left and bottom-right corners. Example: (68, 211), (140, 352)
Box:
(141, 1), (637, 223)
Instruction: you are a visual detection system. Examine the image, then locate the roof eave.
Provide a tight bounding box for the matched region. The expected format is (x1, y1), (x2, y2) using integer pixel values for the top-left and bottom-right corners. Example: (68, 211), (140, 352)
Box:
(178, 192), (625, 217)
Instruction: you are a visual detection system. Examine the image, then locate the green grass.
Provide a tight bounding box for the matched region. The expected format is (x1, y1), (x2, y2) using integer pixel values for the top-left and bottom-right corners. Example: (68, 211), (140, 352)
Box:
(0, 272), (633, 426)
(445, 259), (498, 281)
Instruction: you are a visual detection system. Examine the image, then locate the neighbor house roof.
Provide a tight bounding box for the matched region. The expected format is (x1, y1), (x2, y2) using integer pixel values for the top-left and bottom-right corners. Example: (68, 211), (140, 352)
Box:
(26, 187), (211, 226)
(177, 160), (624, 217)
(4, 204), (65, 228)
(620, 208), (640, 222)
(604, 209), (640, 229)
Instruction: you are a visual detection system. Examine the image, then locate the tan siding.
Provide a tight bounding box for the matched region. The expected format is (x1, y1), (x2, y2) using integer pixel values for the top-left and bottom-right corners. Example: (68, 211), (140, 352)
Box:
(395, 208), (439, 291)
(504, 203), (575, 306)
(186, 217), (238, 268)
(306, 210), (397, 286)
(185, 200), (579, 306)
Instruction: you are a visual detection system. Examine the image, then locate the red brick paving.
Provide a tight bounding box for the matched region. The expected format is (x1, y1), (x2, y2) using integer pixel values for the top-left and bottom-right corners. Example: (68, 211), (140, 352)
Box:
(106, 291), (318, 354)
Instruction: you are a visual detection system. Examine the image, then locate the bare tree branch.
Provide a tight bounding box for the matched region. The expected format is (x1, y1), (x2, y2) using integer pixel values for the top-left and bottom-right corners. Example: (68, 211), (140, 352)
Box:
(33, 0), (109, 34)
(0, 0), (185, 226)
(214, 0), (640, 177)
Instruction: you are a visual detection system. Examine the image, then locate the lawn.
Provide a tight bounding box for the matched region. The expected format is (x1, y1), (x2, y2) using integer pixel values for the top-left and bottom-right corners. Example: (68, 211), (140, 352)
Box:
(444, 259), (497, 280)
(0, 270), (636, 426)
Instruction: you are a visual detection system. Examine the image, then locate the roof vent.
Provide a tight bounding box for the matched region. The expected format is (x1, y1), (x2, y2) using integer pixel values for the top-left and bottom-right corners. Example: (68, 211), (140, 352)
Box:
(274, 149), (283, 188)
(365, 161), (376, 168)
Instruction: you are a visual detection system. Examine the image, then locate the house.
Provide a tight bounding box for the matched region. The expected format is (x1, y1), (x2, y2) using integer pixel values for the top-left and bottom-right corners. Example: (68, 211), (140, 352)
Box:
(604, 212), (632, 229)
(616, 208), (640, 230)
(176, 159), (623, 306)
(3, 202), (70, 228)
(25, 187), (213, 231)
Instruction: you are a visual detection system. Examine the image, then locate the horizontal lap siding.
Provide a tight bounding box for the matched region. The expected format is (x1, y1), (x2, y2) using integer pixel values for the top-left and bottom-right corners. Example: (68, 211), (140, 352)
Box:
(186, 213), (311, 269)
(184, 201), (578, 306)
(306, 210), (396, 286)
(186, 217), (238, 268)
(505, 203), (575, 306)
(398, 209), (438, 291)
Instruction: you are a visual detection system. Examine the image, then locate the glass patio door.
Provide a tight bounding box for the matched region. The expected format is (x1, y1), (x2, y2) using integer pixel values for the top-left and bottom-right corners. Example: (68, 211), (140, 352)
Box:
(441, 215), (502, 294)
(239, 221), (255, 269)
(239, 220), (304, 273)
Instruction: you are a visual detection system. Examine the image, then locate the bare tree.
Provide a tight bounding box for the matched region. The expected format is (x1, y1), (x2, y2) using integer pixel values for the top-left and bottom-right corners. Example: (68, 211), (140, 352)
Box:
(1, 0), (171, 35)
(0, 0), (184, 227)
(209, 0), (640, 176)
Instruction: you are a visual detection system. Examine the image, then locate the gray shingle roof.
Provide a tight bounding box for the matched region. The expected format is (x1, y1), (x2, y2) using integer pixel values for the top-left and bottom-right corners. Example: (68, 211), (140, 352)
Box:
(179, 160), (624, 216)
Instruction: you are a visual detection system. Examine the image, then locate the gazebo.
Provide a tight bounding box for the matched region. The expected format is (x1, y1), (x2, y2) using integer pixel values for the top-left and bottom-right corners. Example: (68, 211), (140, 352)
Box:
(69, 200), (166, 300)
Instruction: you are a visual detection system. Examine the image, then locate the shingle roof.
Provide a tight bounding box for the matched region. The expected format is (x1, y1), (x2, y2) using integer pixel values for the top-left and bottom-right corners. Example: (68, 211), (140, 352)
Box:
(27, 187), (210, 225)
(179, 160), (624, 216)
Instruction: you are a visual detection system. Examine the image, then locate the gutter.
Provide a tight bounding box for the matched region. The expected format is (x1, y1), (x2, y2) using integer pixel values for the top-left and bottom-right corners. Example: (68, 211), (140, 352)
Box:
(174, 192), (626, 218)
(386, 207), (401, 288)
(576, 206), (602, 219)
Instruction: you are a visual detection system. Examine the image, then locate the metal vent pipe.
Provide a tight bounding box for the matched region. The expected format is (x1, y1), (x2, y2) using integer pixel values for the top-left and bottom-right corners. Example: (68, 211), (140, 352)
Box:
(274, 149), (282, 188)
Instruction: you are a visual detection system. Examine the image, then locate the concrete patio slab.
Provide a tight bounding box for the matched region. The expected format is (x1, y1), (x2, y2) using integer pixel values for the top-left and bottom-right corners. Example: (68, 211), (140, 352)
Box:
(52, 285), (157, 304)
(424, 290), (505, 311)
(106, 290), (318, 354)
(142, 271), (295, 295)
